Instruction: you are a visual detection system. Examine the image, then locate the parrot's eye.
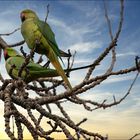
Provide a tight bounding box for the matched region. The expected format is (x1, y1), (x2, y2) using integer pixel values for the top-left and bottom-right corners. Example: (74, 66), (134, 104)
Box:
(20, 13), (26, 22)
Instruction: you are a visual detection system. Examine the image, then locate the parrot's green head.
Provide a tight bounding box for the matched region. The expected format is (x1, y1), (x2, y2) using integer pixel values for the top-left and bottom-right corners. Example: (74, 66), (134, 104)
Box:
(20, 9), (38, 22)
(4, 48), (19, 60)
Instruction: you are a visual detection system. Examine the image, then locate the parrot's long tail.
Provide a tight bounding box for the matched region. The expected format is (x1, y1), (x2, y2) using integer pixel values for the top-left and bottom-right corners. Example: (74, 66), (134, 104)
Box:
(52, 61), (72, 90)
(48, 51), (72, 90)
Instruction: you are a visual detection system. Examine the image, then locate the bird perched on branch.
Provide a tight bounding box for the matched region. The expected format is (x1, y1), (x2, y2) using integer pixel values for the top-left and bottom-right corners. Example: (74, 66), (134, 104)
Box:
(4, 47), (63, 83)
(20, 9), (72, 90)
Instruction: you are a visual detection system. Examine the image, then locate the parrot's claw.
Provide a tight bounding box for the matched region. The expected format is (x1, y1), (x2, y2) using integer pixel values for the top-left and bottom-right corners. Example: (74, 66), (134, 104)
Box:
(35, 38), (41, 47)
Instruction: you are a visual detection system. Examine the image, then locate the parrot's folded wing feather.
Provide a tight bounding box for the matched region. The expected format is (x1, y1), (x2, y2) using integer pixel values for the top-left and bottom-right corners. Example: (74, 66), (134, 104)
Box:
(26, 61), (60, 78)
(26, 61), (44, 70)
(34, 19), (64, 65)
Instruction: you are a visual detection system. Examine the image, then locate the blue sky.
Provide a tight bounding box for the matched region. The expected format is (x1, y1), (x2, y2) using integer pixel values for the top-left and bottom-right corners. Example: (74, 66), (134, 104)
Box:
(0, 0), (140, 139)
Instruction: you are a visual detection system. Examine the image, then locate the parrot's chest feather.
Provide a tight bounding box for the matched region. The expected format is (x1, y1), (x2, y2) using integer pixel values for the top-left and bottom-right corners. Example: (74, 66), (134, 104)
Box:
(21, 20), (39, 45)
(21, 19), (49, 55)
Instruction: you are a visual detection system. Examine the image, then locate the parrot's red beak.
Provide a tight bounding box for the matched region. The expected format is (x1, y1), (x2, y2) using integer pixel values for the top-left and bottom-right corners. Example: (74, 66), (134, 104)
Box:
(4, 49), (8, 60)
(20, 13), (25, 22)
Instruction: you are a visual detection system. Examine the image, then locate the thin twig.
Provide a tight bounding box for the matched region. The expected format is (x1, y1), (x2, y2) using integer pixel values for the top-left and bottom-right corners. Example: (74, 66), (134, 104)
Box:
(9, 40), (25, 47)
(0, 28), (20, 36)
(103, 0), (116, 74)
(129, 133), (140, 140)
(18, 48), (35, 77)
(103, 0), (113, 40)
(45, 4), (50, 23)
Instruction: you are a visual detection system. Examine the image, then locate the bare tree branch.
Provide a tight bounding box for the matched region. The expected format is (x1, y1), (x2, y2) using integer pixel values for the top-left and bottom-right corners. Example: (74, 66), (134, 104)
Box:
(129, 133), (140, 140)
(0, 28), (20, 36)
(9, 40), (25, 47)
(0, 1), (139, 140)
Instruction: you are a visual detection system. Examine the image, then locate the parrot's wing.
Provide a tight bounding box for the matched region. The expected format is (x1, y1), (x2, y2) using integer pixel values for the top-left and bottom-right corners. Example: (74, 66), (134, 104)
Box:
(26, 60), (60, 78)
(34, 19), (64, 64)
(26, 61), (43, 70)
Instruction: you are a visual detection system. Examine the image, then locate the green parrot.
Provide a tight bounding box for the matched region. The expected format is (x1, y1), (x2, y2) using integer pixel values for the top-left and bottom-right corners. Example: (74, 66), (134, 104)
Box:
(20, 9), (72, 90)
(4, 47), (62, 83)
